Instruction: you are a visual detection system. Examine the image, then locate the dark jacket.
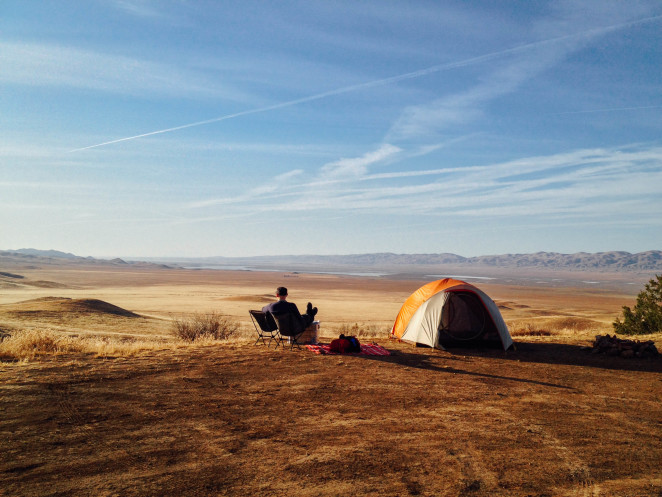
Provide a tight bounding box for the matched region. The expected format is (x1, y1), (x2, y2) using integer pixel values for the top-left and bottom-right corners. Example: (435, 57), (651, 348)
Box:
(262, 300), (303, 320)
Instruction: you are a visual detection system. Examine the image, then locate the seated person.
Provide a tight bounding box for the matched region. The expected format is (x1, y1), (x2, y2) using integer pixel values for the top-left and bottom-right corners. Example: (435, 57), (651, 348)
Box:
(262, 286), (317, 331)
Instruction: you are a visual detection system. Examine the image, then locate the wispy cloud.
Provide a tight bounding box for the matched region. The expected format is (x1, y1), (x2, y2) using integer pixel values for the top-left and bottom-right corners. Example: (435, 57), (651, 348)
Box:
(0, 181), (91, 189)
(187, 143), (402, 210)
(320, 144), (401, 179)
(111, 0), (173, 20)
(67, 13), (662, 152)
(5, 3), (661, 256)
(553, 105), (662, 115)
(187, 169), (304, 209)
(387, 12), (662, 142)
(185, 144), (662, 225)
(0, 41), (251, 101)
(388, 42), (569, 142)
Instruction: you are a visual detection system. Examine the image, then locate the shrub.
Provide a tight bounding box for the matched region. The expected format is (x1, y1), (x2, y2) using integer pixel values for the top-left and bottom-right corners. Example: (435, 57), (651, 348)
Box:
(613, 275), (662, 335)
(0, 329), (85, 359)
(172, 312), (240, 342)
(510, 323), (556, 337)
(0, 329), (170, 360)
(553, 317), (598, 332)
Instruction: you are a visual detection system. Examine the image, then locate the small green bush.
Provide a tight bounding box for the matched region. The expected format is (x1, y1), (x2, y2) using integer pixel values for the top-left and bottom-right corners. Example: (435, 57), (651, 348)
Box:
(613, 274), (662, 335)
(172, 312), (240, 342)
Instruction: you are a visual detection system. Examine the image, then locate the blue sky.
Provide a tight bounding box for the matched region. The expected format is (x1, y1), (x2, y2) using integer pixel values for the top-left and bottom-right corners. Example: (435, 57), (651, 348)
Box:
(2, 1), (661, 258)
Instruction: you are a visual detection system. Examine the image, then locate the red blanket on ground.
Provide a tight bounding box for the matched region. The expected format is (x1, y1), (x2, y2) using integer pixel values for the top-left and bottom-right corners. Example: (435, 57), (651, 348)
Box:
(305, 343), (391, 356)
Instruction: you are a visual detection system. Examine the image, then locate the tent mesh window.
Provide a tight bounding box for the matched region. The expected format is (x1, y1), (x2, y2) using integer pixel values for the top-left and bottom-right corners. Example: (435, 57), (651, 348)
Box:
(438, 291), (497, 344)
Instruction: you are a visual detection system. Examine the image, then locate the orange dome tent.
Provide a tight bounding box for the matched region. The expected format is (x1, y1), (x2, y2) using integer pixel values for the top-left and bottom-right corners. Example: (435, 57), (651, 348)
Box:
(391, 278), (513, 350)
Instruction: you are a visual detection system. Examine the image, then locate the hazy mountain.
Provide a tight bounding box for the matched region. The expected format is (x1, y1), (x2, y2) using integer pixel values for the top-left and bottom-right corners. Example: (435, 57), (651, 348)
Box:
(11, 248), (81, 259)
(0, 250), (169, 269)
(2, 249), (661, 272)
(172, 250), (662, 272)
(468, 251), (662, 270)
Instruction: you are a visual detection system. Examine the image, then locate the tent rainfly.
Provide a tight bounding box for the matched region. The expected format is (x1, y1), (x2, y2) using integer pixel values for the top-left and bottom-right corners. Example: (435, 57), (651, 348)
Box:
(391, 278), (513, 350)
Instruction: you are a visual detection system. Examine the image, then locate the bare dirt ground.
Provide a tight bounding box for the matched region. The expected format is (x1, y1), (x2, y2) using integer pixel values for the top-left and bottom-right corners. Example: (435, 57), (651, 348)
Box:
(1, 265), (661, 496)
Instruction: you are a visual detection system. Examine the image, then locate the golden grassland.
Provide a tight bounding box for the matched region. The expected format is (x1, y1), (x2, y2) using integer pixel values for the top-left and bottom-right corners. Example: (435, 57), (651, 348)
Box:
(0, 264), (651, 359)
(1, 264), (661, 496)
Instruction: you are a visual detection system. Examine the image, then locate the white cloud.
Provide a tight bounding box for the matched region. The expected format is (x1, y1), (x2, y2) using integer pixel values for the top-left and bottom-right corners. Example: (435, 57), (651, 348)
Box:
(132, 143), (662, 221)
(254, 144), (662, 219)
(187, 169), (305, 209)
(111, 0), (171, 20)
(0, 41), (251, 101)
(386, 8), (662, 143)
(320, 144), (402, 179)
(388, 46), (570, 142)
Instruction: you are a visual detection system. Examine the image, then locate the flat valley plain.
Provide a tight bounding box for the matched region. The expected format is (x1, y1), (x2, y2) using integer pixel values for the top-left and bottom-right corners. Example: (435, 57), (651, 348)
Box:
(1, 263), (661, 496)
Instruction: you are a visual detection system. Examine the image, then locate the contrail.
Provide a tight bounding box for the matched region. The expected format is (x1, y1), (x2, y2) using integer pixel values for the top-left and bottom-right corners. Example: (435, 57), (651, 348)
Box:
(69, 14), (662, 153)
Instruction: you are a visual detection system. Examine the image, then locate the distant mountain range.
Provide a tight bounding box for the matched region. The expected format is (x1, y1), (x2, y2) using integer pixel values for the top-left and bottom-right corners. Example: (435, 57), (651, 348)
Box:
(2, 248), (661, 272)
(0, 249), (167, 269)
(8, 248), (81, 259)
(152, 250), (662, 272)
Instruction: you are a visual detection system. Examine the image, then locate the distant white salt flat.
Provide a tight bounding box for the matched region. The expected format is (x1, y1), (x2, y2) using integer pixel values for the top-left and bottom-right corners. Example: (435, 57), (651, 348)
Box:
(184, 265), (252, 271)
(184, 265), (388, 277)
(309, 270), (390, 277)
(428, 275), (497, 281)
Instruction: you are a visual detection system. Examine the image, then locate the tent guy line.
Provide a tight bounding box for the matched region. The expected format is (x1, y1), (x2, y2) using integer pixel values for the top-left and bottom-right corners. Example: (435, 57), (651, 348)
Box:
(68, 14), (662, 153)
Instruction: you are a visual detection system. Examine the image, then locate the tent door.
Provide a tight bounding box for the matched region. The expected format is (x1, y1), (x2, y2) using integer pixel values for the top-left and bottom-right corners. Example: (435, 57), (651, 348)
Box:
(438, 291), (487, 343)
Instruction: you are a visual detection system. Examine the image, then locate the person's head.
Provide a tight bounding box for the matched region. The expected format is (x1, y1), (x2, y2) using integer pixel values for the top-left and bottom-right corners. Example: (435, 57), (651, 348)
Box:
(276, 287), (288, 300)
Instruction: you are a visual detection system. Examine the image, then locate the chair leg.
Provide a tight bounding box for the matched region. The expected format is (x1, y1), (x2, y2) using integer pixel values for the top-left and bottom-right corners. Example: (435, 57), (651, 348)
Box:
(289, 333), (303, 350)
(250, 316), (267, 346)
(274, 332), (284, 349)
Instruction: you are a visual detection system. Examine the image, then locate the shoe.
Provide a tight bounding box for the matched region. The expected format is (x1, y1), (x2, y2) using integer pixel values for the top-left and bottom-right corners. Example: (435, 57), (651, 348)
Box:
(306, 302), (313, 314)
(311, 307), (318, 317)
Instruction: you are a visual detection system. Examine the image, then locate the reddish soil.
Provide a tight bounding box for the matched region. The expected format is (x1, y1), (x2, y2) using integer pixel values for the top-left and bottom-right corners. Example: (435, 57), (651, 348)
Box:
(2, 340), (661, 496)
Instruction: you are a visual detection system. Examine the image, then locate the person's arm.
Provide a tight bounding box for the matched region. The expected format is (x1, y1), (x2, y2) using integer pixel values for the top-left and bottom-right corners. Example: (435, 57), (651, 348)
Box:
(288, 302), (303, 320)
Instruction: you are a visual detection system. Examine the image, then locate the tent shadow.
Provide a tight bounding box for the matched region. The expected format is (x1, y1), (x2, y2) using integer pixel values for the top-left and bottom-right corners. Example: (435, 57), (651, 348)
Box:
(350, 340), (660, 387)
(437, 341), (661, 373)
(355, 345), (573, 390)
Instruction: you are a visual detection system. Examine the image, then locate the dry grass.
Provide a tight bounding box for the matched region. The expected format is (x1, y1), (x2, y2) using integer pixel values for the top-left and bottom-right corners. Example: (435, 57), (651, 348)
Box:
(3, 340), (661, 497)
(0, 326), (257, 361)
(1, 264), (662, 496)
(0, 328), (171, 360)
(331, 321), (392, 339)
(171, 311), (241, 342)
(510, 323), (558, 337)
(505, 315), (605, 340)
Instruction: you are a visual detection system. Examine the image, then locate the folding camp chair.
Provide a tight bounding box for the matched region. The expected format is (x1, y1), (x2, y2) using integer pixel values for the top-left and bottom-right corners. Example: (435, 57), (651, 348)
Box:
(249, 310), (280, 347)
(270, 311), (306, 350)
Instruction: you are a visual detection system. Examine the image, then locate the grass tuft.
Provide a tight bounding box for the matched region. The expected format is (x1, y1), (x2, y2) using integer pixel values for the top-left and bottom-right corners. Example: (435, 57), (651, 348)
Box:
(507, 316), (603, 338)
(0, 329), (170, 360)
(0, 329), (82, 358)
(171, 312), (240, 342)
(510, 323), (557, 337)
